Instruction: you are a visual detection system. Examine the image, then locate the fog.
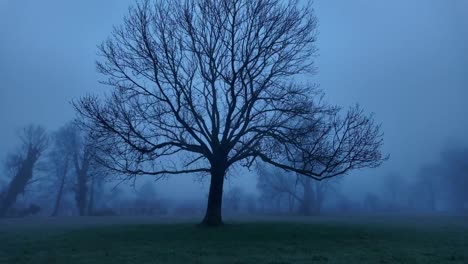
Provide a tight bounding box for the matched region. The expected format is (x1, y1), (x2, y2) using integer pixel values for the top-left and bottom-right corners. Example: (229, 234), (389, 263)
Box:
(0, 0), (467, 219)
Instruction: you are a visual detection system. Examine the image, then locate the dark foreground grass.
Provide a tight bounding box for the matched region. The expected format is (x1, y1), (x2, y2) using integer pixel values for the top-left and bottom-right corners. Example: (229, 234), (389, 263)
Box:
(0, 217), (467, 264)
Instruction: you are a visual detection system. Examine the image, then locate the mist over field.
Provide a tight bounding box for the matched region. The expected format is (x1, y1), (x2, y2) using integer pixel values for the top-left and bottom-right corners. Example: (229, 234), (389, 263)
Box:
(0, 0), (467, 263)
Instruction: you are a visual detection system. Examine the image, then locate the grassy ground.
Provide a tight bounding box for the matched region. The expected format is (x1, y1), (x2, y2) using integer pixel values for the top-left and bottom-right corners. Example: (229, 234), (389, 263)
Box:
(0, 215), (467, 264)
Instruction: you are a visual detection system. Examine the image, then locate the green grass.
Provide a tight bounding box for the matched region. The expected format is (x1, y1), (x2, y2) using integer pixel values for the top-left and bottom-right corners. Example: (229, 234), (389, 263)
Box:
(0, 216), (467, 264)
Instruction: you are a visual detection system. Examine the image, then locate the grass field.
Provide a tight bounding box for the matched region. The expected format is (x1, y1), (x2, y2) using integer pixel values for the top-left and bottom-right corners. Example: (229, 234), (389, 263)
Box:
(0, 215), (467, 264)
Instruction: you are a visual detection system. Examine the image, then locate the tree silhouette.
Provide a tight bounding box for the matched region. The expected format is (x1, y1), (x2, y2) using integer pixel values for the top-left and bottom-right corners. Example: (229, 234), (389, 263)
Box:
(75, 0), (386, 226)
(0, 125), (48, 217)
(48, 123), (74, 216)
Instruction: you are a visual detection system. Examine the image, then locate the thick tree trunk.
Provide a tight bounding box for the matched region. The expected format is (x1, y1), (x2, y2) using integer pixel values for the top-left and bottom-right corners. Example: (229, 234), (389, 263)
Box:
(202, 165), (226, 226)
(0, 153), (36, 217)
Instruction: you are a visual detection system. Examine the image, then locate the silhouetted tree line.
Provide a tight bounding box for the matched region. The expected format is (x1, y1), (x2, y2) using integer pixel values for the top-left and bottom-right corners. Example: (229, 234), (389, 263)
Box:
(2, 123), (465, 218)
(256, 164), (340, 215)
(362, 148), (468, 214)
(0, 125), (172, 218)
(0, 123), (107, 217)
(409, 147), (467, 213)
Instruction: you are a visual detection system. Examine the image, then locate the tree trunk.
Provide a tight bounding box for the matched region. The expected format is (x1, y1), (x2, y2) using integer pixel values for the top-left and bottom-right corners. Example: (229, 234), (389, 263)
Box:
(315, 185), (323, 215)
(75, 170), (88, 216)
(288, 194), (295, 213)
(315, 183), (325, 215)
(428, 190), (435, 212)
(51, 173), (66, 217)
(300, 177), (314, 215)
(87, 175), (95, 216)
(0, 153), (36, 217)
(202, 165), (225, 226)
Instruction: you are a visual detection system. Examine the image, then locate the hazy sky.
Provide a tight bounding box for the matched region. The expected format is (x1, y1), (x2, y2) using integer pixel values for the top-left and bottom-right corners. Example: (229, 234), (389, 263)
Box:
(1, 0), (467, 198)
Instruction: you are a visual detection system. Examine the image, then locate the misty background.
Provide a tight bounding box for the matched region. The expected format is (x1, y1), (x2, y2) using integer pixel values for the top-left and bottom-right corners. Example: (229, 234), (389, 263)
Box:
(1, 0), (467, 203)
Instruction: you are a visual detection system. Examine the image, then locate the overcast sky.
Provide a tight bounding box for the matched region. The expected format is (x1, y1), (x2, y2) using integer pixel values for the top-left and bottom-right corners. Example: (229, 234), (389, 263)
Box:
(1, 0), (467, 199)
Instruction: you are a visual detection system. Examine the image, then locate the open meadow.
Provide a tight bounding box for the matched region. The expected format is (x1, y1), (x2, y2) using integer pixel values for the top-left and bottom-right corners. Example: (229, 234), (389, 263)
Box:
(0, 215), (467, 264)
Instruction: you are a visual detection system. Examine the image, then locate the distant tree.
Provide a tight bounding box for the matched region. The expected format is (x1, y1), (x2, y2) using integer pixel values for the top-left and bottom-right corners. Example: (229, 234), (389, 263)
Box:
(335, 194), (356, 213)
(87, 166), (109, 215)
(256, 165), (298, 213)
(48, 123), (75, 216)
(70, 128), (112, 216)
(48, 123), (105, 216)
(45, 122), (109, 216)
(126, 180), (168, 216)
(244, 194), (257, 214)
(363, 192), (380, 212)
(71, 131), (94, 216)
(383, 172), (405, 206)
(223, 186), (244, 213)
(410, 165), (440, 212)
(405, 147), (468, 214)
(407, 147), (468, 213)
(0, 125), (48, 217)
(0, 181), (5, 204)
(134, 181), (156, 215)
(75, 0), (386, 226)
(257, 165), (338, 215)
(298, 176), (335, 215)
(439, 147), (468, 212)
(104, 186), (125, 210)
(135, 181), (157, 210)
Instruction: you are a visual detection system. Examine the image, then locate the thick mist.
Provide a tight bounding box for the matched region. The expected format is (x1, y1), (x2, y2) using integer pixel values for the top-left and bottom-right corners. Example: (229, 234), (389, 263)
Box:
(0, 1), (467, 263)
(0, 0), (467, 216)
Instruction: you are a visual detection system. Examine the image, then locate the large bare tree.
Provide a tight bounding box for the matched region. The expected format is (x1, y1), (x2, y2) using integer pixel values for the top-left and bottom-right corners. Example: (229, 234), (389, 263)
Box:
(75, 0), (385, 226)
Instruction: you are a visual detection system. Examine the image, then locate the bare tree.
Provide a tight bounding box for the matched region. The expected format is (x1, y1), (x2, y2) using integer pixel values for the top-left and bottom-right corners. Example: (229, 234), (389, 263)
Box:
(69, 129), (97, 216)
(48, 123), (75, 216)
(0, 179), (6, 204)
(0, 125), (48, 217)
(298, 176), (336, 215)
(257, 165), (299, 213)
(75, 0), (385, 226)
(87, 171), (106, 216)
(439, 146), (468, 213)
(383, 171), (405, 206)
(224, 186), (244, 213)
(406, 147), (468, 213)
(46, 123), (106, 216)
(411, 165), (439, 212)
(257, 164), (338, 215)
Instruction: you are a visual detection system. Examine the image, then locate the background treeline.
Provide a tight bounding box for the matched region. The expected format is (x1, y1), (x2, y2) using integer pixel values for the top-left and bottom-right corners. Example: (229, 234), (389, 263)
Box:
(0, 123), (467, 218)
